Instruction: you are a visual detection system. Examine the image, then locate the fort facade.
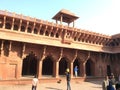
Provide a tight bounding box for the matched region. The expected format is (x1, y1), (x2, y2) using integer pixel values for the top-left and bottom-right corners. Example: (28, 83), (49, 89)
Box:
(0, 9), (120, 84)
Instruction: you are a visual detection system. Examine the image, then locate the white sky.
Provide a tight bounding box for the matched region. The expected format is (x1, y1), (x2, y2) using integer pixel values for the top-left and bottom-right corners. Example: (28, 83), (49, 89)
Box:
(77, 0), (120, 35)
(1, 0), (120, 35)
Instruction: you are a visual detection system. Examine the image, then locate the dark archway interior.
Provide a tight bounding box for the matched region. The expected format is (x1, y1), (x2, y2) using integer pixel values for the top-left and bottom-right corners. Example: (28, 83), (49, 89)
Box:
(86, 59), (94, 76)
(42, 56), (53, 75)
(107, 65), (111, 76)
(59, 57), (68, 75)
(73, 59), (80, 76)
(22, 52), (38, 76)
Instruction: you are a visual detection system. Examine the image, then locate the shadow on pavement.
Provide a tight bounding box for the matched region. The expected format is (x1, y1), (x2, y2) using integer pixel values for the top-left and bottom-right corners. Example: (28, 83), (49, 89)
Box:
(46, 87), (62, 90)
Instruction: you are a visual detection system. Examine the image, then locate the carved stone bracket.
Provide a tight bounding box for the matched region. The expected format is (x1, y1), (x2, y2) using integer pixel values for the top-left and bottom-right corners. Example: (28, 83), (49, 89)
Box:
(81, 51), (91, 63)
(58, 48), (63, 62)
(71, 50), (78, 63)
(41, 46), (46, 61)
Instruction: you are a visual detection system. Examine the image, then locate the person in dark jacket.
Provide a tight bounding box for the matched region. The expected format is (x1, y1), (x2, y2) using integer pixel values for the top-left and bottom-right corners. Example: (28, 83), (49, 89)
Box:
(65, 69), (71, 90)
(107, 80), (115, 90)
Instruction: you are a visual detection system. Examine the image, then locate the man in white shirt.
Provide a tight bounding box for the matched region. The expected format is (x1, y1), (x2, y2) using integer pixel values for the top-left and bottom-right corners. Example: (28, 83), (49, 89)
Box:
(32, 75), (39, 90)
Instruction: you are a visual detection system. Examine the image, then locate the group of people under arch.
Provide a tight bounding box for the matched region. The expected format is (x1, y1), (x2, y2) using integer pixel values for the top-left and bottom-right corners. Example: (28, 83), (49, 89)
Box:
(102, 73), (120, 90)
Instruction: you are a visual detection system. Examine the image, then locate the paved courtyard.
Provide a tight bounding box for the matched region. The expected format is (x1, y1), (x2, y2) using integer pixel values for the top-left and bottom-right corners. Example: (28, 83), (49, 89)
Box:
(0, 80), (102, 90)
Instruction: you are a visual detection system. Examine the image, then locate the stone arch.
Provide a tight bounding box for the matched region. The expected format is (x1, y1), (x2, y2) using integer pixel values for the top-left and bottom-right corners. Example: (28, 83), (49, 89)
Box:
(42, 56), (53, 76)
(73, 58), (81, 76)
(59, 57), (69, 75)
(85, 58), (95, 76)
(22, 51), (38, 76)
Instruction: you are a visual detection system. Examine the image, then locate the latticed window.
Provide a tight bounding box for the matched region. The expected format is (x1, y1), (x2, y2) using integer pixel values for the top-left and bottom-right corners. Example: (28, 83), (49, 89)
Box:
(74, 37), (77, 41)
(45, 31), (49, 36)
(56, 33), (59, 38)
(13, 24), (18, 30)
(40, 29), (44, 35)
(27, 27), (32, 33)
(34, 28), (38, 34)
(21, 26), (25, 32)
(5, 23), (11, 29)
(51, 32), (54, 37)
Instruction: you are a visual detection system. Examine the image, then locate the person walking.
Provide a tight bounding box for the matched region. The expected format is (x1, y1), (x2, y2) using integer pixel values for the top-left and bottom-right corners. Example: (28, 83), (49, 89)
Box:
(74, 66), (78, 77)
(65, 68), (71, 90)
(110, 73), (116, 90)
(32, 75), (39, 90)
(102, 76), (109, 90)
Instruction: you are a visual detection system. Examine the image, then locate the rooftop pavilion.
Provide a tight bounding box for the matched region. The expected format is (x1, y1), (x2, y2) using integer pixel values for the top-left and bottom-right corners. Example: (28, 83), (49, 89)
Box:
(52, 9), (79, 27)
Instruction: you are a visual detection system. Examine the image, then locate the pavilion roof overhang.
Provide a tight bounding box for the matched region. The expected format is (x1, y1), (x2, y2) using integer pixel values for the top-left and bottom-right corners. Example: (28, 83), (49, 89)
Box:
(52, 9), (79, 23)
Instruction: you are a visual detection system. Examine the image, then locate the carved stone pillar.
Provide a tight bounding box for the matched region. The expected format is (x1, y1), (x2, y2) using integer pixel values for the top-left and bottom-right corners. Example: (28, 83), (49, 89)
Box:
(38, 60), (43, 79)
(43, 25), (48, 36)
(70, 62), (73, 78)
(18, 19), (22, 31)
(81, 61), (86, 77)
(53, 61), (59, 78)
(60, 14), (63, 25)
(32, 22), (35, 34)
(37, 24), (42, 35)
(25, 21), (29, 33)
(8, 41), (12, 57)
(0, 40), (4, 56)
(2, 16), (6, 29)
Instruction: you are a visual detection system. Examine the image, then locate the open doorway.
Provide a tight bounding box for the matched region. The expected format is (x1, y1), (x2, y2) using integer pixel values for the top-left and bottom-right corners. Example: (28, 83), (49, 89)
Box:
(59, 57), (68, 75)
(107, 65), (111, 76)
(22, 52), (38, 77)
(42, 56), (53, 76)
(85, 59), (95, 76)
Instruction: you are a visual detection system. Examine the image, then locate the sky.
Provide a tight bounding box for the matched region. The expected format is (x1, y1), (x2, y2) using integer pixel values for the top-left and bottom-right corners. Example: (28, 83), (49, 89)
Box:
(0, 0), (120, 35)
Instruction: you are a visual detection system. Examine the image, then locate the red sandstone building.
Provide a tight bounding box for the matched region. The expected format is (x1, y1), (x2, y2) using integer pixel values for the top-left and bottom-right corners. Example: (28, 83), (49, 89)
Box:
(0, 9), (120, 84)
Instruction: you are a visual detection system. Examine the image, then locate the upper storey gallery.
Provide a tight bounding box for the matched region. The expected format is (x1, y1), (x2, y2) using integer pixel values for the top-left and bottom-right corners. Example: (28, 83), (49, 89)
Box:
(0, 9), (119, 47)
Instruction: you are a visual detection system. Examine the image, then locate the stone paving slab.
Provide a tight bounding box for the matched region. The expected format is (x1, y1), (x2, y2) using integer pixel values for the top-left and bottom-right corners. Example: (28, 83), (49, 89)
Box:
(0, 80), (102, 90)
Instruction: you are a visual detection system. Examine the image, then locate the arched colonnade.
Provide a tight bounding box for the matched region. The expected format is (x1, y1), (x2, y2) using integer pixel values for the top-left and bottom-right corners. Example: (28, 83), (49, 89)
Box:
(22, 51), (95, 78)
